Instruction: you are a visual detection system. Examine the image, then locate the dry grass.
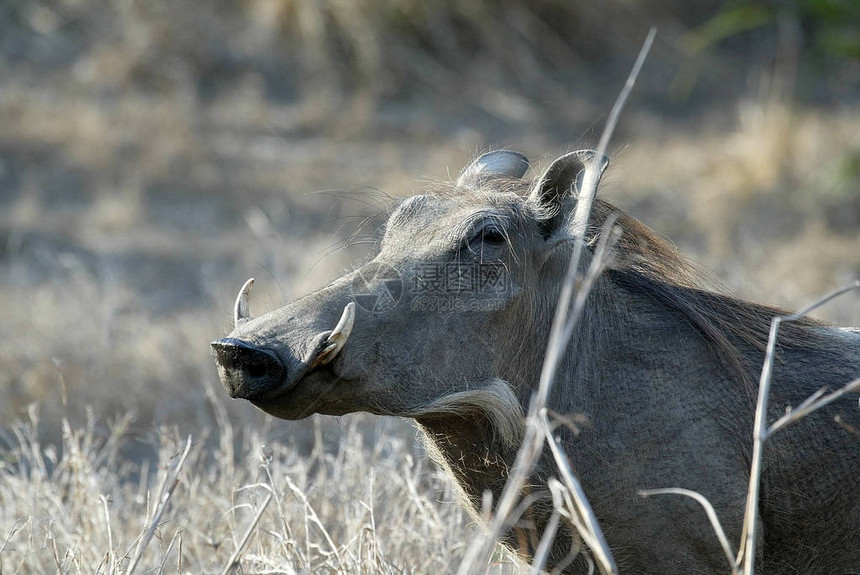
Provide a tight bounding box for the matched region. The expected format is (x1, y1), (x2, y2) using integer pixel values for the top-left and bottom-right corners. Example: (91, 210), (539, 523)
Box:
(0, 405), (522, 573)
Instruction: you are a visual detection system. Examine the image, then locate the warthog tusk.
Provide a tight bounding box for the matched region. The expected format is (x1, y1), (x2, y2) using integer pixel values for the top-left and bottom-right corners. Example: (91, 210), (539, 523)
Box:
(234, 278), (255, 328)
(313, 302), (355, 368)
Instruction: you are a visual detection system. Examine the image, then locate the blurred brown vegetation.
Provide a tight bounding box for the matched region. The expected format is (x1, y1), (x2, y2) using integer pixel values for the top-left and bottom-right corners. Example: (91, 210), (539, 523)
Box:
(0, 1), (858, 570)
(1, 0), (858, 452)
(1, 0), (857, 428)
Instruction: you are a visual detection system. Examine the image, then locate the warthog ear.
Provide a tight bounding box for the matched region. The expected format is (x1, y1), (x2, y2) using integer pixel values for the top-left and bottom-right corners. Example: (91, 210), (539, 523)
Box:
(456, 150), (530, 188)
(528, 149), (609, 236)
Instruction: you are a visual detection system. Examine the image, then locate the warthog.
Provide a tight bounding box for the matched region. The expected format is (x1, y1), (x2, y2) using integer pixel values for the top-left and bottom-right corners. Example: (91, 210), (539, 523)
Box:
(212, 150), (860, 574)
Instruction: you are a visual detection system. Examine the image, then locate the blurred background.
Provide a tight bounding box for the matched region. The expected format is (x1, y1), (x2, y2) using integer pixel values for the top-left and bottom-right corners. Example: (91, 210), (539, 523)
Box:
(1, 0), (859, 493)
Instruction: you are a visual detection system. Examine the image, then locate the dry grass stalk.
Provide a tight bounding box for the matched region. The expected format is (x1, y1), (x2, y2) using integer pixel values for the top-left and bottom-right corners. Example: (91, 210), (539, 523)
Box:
(220, 490), (274, 575)
(458, 28), (656, 575)
(528, 508), (561, 575)
(739, 280), (860, 575)
(638, 487), (736, 568)
(285, 475), (344, 568)
(540, 409), (614, 572)
(126, 435), (193, 575)
(456, 117), (616, 575)
(0, 517), (26, 557)
(159, 529), (182, 573)
(100, 494), (115, 569)
(767, 376), (860, 437)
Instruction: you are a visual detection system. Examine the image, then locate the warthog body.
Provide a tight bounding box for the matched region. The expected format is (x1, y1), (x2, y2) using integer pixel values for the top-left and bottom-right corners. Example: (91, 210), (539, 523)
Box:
(213, 150), (860, 574)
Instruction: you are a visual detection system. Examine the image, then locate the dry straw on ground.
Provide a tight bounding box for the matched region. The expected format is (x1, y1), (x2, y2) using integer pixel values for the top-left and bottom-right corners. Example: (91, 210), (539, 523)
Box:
(0, 406), (522, 573)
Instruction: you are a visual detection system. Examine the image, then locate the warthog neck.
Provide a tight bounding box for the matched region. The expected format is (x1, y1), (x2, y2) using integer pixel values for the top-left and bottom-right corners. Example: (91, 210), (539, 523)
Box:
(415, 413), (521, 509)
(415, 410), (582, 567)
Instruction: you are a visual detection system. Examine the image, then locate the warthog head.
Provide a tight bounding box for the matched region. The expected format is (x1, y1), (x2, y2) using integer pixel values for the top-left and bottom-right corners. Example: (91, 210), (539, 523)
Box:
(212, 150), (609, 443)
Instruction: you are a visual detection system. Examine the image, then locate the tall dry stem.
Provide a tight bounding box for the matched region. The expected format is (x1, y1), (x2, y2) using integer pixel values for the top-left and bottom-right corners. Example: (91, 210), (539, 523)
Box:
(739, 280), (860, 574)
(220, 489), (274, 575)
(458, 27), (656, 575)
(127, 435), (193, 575)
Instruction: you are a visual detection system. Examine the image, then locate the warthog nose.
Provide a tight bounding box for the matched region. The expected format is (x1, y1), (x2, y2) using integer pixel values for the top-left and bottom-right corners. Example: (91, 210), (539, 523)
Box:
(211, 338), (286, 400)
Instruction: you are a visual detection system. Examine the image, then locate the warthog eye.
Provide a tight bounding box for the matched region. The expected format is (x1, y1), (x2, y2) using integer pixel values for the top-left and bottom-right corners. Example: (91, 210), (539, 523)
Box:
(463, 222), (508, 256)
(481, 227), (506, 246)
(470, 226), (507, 246)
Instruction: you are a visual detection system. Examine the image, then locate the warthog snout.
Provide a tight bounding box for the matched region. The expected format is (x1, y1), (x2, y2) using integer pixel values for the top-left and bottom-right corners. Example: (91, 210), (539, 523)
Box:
(211, 338), (286, 400)
(211, 278), (357, 406)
